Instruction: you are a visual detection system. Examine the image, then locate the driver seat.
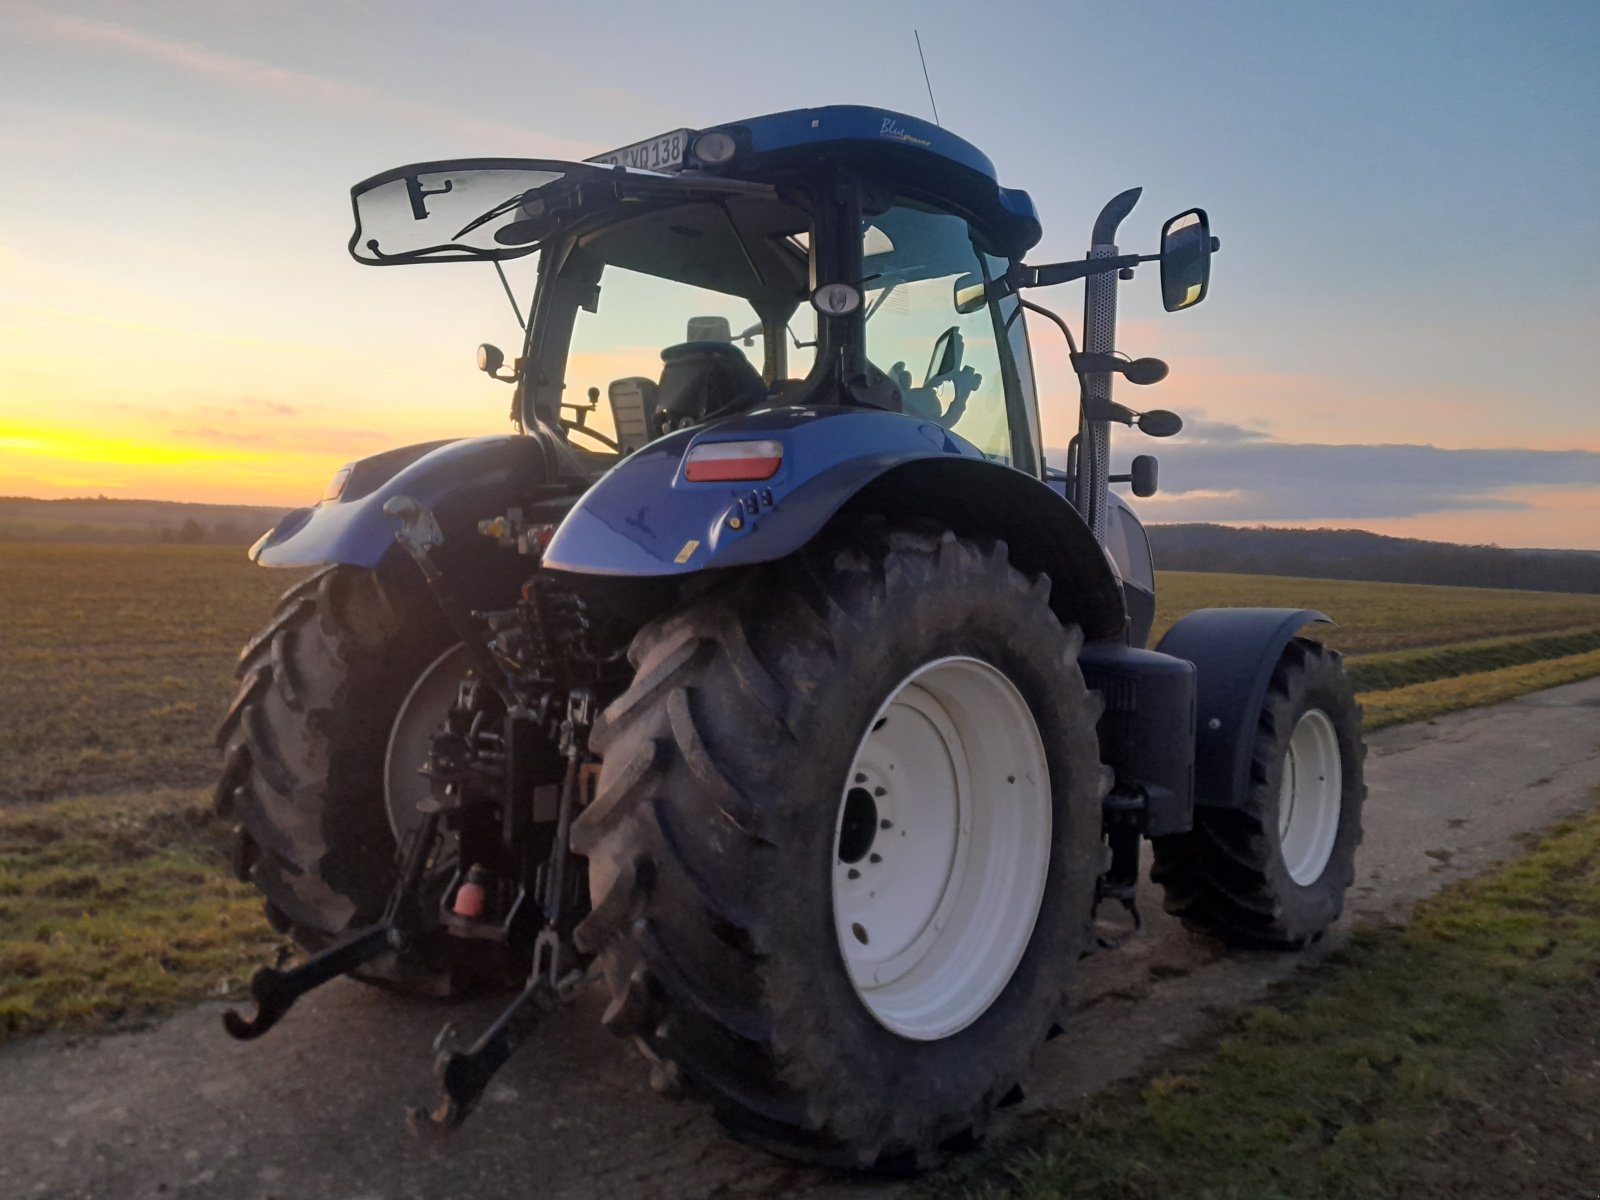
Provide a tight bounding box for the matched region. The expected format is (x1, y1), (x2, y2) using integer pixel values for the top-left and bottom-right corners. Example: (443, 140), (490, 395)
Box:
(655, 341), (767, 433)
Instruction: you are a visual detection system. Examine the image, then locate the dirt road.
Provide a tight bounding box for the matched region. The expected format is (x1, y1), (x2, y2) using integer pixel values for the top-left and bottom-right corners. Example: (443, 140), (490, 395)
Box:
(5, 676), (1599, 1200)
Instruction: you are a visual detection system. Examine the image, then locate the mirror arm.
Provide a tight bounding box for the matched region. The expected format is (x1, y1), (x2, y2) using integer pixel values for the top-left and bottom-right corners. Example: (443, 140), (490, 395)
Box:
(1008, 253), (1154, 289)
(1083, 397), (1137, 425)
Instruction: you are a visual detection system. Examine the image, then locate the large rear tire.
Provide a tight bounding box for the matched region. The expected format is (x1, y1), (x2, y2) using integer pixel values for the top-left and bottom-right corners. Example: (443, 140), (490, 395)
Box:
(1151, 637), (1366, 948)
(572, 525), (1105, 1168)
(214, 564), (459, 988)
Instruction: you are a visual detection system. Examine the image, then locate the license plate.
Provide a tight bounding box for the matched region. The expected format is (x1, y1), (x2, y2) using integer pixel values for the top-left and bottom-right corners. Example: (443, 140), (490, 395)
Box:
(586, 128), (692, 172)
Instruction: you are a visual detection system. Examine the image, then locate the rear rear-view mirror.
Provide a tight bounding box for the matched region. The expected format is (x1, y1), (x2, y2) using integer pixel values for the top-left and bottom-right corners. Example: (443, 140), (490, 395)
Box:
(953, 272), (1012, 315)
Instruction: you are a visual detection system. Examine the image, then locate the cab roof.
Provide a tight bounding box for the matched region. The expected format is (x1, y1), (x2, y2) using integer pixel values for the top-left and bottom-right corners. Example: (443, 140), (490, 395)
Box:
(699, 106), (1042, 257)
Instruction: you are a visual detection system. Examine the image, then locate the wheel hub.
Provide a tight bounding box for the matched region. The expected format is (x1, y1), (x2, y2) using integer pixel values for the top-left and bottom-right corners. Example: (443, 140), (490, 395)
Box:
(1278, 707), (1342, 886)
(832, 656), (1052, 1041)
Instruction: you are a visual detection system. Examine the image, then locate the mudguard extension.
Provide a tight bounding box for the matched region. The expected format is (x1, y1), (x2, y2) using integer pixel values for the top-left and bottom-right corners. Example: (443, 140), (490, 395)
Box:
(541, 406), (1127, 640)
(251, 435), (552, 571)
(1155, 608), (1333, 811)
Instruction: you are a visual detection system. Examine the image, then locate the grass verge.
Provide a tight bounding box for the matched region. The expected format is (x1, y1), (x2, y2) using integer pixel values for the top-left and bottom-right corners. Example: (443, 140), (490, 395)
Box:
(1359, 647), (1600, 731)
(0, 788), (283, 1039)
(927, 803), (1600, 1200)
(1345, 625), (1600, 692)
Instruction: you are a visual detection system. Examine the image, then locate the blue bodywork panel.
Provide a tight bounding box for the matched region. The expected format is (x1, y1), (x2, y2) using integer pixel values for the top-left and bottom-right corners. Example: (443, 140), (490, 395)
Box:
(248, 411), (1127, 639)
(543, 406), (1127, 639)
(708, 105), (1042, 256)
(252, 435), (553, 569)
(542, 406), (972, 575)
(1155, 609), (1333, 812)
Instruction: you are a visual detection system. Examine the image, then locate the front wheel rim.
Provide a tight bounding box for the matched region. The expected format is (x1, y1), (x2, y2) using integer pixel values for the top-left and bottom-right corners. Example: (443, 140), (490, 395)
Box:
(1278, 708), (1343, 886)
(832, 656), (1053, 1041)
(384, 642), (471, 843)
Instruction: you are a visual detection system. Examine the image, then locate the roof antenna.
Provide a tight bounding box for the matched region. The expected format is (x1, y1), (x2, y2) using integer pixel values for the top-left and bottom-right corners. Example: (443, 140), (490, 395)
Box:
(914, 30), (941, 127)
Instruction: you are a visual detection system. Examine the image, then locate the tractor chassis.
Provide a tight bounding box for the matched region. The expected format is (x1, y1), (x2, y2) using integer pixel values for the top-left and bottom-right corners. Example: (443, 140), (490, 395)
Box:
(221, 498), (1181, 1138)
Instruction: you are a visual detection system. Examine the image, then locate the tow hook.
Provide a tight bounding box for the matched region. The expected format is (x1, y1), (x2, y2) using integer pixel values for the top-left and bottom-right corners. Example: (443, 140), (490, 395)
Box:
(223, 805), (442, 1039)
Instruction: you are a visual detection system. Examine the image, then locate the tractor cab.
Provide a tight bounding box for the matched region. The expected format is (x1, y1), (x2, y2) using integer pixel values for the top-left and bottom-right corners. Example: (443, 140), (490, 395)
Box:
(349, 109), (1059, 476)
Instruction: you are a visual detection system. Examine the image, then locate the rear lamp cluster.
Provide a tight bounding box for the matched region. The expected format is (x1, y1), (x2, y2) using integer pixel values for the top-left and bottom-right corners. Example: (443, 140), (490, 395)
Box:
(683, 439), (783, 483)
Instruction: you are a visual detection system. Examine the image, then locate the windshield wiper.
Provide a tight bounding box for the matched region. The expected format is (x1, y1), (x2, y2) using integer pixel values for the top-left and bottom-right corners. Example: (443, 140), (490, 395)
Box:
(453, 186), (560, 241)
(453, 171), (782, 245)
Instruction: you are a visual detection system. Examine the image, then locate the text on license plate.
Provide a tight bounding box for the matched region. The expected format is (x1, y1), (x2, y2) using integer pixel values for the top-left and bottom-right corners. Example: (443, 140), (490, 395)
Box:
(586, 129), (692, 172)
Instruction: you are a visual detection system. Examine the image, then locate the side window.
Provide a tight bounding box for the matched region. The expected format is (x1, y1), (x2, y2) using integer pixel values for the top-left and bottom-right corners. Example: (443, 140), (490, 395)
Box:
(862, 206), (1016, 465)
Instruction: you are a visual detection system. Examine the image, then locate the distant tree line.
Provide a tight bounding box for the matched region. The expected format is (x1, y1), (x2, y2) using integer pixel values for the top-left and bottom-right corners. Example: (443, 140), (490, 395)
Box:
(1148, 524), (1600, 595)
(0, 519), (268, 546)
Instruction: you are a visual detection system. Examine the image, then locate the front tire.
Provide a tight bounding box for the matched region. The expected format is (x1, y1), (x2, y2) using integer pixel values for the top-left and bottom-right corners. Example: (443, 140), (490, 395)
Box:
(571, 526), (1105, 1168)
(1151, 637), (1366, 948)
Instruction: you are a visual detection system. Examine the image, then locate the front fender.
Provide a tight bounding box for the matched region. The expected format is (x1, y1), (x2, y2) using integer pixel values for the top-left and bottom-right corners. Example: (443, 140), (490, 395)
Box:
(542, 406), (1127, 639)
(251, 435), (554, 570)
(1155, 608), (1333, 811)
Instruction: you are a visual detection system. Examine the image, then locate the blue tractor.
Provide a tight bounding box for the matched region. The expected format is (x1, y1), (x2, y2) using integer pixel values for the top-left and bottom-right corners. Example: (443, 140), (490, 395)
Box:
(215, 107), (1366, 1168)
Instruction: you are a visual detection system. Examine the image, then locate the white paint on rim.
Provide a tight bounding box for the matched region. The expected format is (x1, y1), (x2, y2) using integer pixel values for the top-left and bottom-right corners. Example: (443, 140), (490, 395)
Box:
(1278, 707), (1343, 886)
(383, 642), (472, 842)
(832, 656), (1052, 1041)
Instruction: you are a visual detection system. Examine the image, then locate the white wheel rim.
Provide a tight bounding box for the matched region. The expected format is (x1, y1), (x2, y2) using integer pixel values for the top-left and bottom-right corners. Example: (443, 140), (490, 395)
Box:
(384, 643), (471, 842)
(832, 656), (1052, 1041)
(1278, 708), (1342, 886)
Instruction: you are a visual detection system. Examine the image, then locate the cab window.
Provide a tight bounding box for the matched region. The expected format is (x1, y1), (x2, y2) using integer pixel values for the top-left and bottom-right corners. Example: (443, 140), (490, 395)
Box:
(861, 203), (1025, 468)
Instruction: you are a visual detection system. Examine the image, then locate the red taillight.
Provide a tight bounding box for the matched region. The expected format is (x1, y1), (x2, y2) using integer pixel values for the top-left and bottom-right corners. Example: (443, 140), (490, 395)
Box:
(683, 439), (783, 482)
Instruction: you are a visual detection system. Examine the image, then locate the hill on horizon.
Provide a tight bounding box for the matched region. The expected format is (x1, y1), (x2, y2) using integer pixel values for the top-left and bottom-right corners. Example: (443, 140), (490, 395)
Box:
(0, 496), (292, 546)
(1148, 523), (1600, 595)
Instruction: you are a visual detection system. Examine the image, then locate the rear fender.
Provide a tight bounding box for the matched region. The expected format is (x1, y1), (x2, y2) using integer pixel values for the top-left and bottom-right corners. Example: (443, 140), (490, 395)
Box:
(541, 406), (1126, 639)
(1155, 609), (1333, 811)
(250, 435), (561, 578)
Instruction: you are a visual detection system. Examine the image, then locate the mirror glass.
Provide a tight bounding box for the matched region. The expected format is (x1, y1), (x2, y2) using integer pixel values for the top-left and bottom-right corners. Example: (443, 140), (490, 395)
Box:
(1160, 209), (1211, 312)
(923, 326), (962, 386)
(952, 271), (1014, 315)
(953, 273), (988, 315)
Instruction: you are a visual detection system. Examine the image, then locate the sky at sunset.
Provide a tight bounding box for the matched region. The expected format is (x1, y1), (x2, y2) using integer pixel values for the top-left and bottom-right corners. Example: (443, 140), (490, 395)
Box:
(2, 1), (1596, 548)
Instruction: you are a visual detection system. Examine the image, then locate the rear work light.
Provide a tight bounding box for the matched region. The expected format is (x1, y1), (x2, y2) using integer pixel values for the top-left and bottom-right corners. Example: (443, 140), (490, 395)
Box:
(683, 439), (783, 482)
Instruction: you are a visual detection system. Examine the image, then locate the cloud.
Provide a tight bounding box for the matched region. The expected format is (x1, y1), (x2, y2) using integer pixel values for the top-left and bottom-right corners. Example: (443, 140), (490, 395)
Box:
(1062, 438), (1600, 522)
(1175, 416), (1272, 444)
(12, 8), (595, 157)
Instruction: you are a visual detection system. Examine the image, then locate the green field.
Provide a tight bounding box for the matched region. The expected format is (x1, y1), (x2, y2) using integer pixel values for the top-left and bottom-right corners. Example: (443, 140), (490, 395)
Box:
(0, 544), (294, 806)
(2, 543), (1600, 1037)
(4, 546), (1597, 811)
(1153, 571), (1600, 654)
